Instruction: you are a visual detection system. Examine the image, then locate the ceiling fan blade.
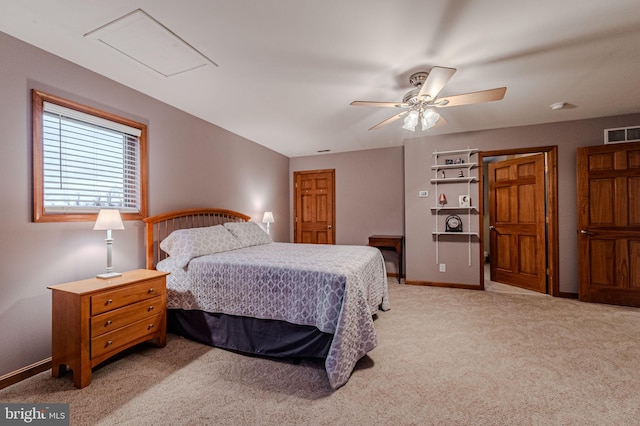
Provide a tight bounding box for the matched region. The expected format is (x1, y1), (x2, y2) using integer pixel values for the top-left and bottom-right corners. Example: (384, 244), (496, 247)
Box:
(418, 66), (457, 100)
(369, 111), (408, 130)
(433, 115), (447, 128)
(435, 87), (507, 107)
(350, 100), (408, 108)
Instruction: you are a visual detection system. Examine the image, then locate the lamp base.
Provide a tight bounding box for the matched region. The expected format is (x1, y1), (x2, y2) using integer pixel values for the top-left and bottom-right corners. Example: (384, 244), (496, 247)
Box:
(96, 271), (123, 279)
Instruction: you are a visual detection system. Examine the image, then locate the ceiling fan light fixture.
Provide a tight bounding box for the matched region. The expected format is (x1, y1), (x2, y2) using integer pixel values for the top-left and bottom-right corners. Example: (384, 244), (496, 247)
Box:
(402, 110), (419, 131)
(350, 66), (506, 132)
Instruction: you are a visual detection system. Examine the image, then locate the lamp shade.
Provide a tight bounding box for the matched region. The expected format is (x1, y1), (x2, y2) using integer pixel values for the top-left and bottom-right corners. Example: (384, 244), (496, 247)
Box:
(439, 193), (448, 206)
(93, 209), (125, 230)
(421, 109), (440, 130)
(402, 110), (419, 131)
(262, 211), (275, 223)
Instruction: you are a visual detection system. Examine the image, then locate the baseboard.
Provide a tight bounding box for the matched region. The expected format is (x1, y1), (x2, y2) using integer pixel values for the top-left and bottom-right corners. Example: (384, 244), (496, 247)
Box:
(557, 291), (579, 299)
(406, 279), (580, 298)
(404, 280), (482, 290)
(0, 358), (51, 390)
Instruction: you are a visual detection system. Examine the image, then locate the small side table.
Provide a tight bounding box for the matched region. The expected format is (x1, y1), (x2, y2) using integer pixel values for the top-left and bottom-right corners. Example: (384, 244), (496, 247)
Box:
(368, 235), (404, 283)
(48, 269), (169, 388)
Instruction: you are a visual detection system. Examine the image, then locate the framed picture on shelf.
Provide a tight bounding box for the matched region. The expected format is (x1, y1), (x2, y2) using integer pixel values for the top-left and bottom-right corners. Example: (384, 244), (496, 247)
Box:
(459, 195), (471, 207)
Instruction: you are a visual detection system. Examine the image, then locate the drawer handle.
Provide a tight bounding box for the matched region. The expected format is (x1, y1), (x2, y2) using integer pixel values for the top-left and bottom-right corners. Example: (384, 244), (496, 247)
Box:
(148, 288), (154, 294)
(105, 320), (112, 327)
(148, 306), (154, 311)
(148, 324), (154, 330)
(106, 299), (113, 305)
(106, 340), (113, 347)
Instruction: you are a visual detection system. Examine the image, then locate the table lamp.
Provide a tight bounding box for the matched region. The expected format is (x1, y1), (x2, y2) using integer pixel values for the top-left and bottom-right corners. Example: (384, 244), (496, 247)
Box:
(94, 209), (125, 279)
(262, 211), (275, 235)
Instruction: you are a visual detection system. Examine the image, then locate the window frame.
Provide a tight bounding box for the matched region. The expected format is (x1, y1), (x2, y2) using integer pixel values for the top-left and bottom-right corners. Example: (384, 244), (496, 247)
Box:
(32, 89), (148, 222)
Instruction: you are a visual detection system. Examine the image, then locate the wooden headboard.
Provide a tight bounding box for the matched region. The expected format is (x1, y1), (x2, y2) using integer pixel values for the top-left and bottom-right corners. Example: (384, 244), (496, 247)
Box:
(143, 208), (251, 269)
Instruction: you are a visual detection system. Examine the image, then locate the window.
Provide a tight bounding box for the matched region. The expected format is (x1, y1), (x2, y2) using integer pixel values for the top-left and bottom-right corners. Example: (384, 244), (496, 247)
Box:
(32, 90), (148, 222)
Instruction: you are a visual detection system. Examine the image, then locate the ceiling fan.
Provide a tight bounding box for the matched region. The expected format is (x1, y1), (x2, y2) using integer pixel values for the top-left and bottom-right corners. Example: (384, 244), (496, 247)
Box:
(350, 66), (506, 131)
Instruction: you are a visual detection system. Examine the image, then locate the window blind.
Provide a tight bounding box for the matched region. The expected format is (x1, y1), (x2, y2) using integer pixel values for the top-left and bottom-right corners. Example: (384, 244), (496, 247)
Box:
(42, 102), (141, 214)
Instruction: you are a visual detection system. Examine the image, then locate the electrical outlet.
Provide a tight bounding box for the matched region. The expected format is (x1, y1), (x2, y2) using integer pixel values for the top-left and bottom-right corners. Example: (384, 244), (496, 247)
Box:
(439, 263), (446, 272)
(418, 190), (428, 198)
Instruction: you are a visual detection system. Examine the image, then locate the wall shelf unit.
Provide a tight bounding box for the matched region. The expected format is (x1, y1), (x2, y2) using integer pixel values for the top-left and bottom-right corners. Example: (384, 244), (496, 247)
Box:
(430, 206), (478, 212)
(430, 177), (477, 184)
(431, 148), (478, 266)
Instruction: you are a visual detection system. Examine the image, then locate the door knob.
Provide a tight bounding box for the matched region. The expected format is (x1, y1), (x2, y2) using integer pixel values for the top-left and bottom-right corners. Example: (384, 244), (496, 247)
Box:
(580, 229), (594, 236)
(327, 225), (333, 229)
(489, 226), (496, 231)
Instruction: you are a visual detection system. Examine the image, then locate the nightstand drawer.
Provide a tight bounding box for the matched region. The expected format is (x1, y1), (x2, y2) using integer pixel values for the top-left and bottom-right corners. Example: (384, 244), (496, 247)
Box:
(91, 313), (163, 359)
(91, 277), (165, 315)
(91, 296), (162, 337)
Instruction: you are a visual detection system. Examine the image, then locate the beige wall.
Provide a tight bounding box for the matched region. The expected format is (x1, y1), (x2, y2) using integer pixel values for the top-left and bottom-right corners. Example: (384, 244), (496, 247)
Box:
(404, 114), (640, 293)
(4, 27), (640, 379)
(0, 32), (289, 376)
(290, 147), (405, 273)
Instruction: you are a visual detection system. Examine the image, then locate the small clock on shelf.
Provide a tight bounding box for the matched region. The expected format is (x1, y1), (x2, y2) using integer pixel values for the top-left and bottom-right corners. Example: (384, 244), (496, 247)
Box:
(445, 214), (463, 232)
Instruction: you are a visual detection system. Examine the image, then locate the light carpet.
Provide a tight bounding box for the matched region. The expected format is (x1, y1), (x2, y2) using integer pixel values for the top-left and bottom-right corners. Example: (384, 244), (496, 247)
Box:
(2, 282), (640, 425)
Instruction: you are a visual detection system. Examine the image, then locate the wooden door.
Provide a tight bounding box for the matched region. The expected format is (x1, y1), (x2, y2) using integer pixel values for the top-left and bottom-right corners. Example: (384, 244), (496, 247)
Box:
(489, 154), (547, 293)
(293, 169), (335, 244)
(577, 142), (640, 307)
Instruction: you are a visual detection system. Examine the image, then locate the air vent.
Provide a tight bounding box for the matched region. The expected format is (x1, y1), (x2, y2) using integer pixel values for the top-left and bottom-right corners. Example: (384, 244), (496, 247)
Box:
(604, 126), (640, 144)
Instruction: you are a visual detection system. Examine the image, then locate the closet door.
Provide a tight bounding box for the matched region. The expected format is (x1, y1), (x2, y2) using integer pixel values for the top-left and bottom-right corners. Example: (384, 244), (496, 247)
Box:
(577, 142), (640, 307)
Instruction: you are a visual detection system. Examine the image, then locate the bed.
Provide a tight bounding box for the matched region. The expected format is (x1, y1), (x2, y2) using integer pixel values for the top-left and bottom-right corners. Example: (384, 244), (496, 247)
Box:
(144, 208), (389, 389)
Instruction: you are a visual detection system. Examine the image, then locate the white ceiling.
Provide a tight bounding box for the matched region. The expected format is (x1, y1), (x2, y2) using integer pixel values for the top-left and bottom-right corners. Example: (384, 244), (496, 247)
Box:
(2, 0), (640, 157)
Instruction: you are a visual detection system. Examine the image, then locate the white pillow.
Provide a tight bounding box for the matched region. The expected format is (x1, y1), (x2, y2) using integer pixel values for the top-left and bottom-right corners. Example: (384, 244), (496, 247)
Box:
(224, 222), (272, 247)
(159, 225), (243, 268)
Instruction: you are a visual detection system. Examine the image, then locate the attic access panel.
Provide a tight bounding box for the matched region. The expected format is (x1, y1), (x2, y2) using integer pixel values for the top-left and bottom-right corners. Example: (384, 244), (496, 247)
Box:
(84, 9), (217, 77)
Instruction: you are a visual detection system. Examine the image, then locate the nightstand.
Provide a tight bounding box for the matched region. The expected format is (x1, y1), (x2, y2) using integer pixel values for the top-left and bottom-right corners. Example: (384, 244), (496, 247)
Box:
(368, 235), (404, 283)
(48, 269), (169, 388)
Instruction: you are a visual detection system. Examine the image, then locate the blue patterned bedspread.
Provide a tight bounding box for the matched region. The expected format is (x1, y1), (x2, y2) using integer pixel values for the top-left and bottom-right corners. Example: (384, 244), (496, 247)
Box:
(158, 242), (389, 389)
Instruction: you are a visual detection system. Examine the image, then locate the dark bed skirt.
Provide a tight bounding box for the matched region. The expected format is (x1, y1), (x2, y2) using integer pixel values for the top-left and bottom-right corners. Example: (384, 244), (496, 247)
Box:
(167, 309), (333, 359)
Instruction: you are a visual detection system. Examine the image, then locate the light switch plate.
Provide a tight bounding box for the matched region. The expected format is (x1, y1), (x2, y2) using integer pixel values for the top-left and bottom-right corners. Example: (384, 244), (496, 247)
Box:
(418, 190), (428, 198)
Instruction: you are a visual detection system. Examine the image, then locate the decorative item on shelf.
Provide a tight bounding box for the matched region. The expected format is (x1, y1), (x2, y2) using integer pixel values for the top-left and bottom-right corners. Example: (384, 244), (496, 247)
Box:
(445, 214), (463, 232)
(454, 158), (464, 164)
(459, 195), (471, 207)
(458, 169), (464, 177)
(445, 159), (454, 165)
(439, 193), (448, 207)
(262, 211), (275, 235)
(441, 170), (446, 179)
(93, 209), (125, 279)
